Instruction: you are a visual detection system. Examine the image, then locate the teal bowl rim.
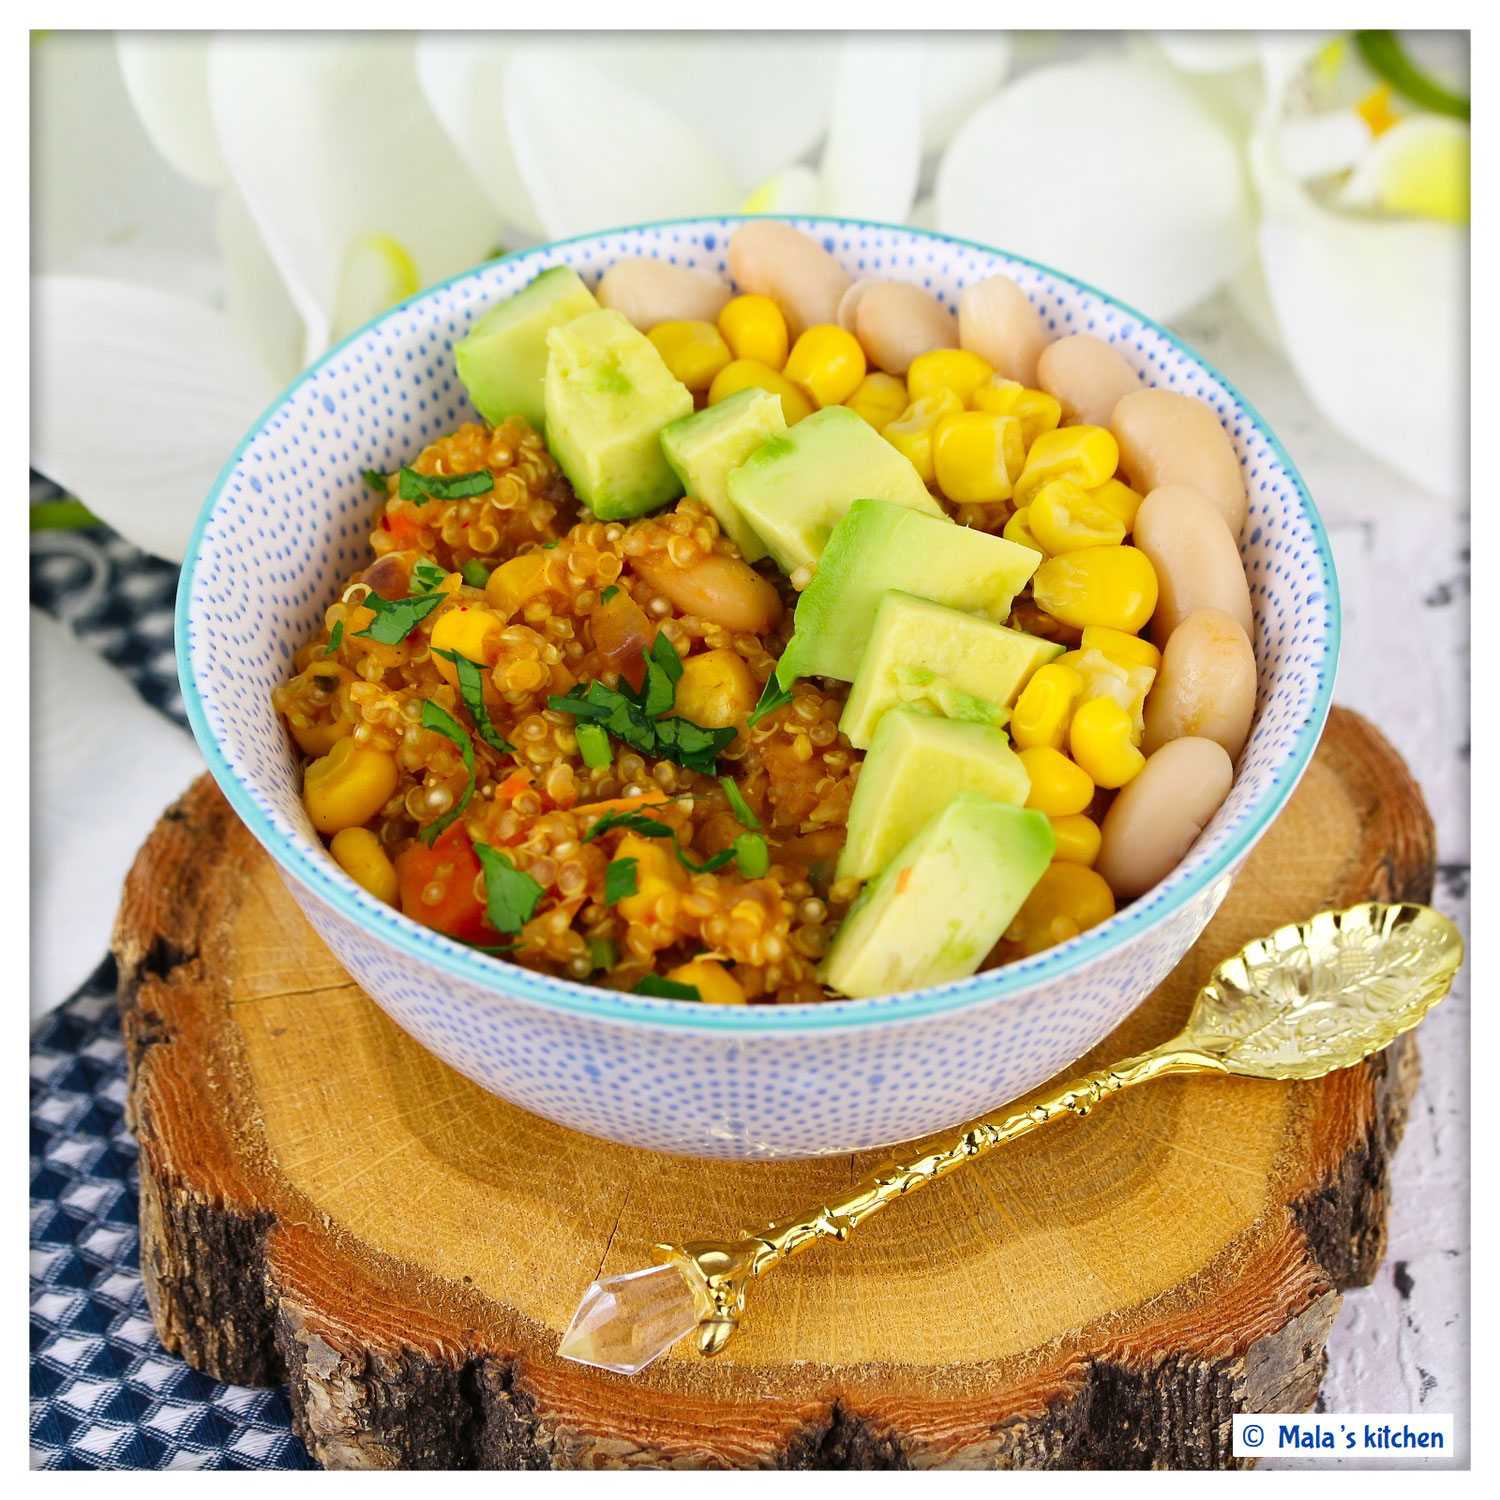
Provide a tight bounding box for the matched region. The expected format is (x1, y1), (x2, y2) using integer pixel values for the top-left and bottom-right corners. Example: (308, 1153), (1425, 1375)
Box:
(177, 213), (1340, 1035)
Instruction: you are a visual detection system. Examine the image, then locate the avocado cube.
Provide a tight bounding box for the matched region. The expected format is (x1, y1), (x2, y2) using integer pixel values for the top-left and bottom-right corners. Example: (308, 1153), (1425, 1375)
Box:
(660, 388), (785, 562)
(839, 591), (1063, 749)
(837, 709), (1032, 882)
(455, 266), (599, 432)
(726, 405), (946, 575)
(544, 310), (694, 520)
(778, 498), (1043, 686)
(820, 793), (1055, 998)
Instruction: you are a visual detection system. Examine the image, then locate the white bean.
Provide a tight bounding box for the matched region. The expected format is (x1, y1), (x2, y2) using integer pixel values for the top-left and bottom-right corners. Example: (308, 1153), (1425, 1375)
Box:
(1096, 737), (1233, 900)
(854, 281), (958, 375)
(957, 275), (1050, 385)
(1110, 388), (1248, 539)
(1142, 609), (1257, 760)
(838, 278), (880, 334)
(1036, 334), (1143, 427)
(728, 221), (852, 339)
(1133, 485), (1253, 643)
(596, 259), (731, 332)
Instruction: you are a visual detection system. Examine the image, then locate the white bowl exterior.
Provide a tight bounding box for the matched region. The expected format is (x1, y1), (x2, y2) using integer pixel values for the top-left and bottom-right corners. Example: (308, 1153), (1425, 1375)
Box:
(181, 217), (1336, 1160)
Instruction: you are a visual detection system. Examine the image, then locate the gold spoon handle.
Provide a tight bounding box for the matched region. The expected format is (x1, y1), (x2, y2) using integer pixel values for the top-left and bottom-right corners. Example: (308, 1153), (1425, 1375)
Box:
(659, 1044), (1214, 1354)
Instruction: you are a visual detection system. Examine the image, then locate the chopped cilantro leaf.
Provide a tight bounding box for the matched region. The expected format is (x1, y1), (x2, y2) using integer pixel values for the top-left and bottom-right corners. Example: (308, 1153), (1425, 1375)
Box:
(547, 668), (734, 776)
(600, 585), (620, 603)
(604, 857), (639, 906)
(431, 648), (514, 755)
(633, 975), (702, 1001)
(581, 806), (736, 874)
(324, 620), (344, 656)
(588, 938), (618, 972)
(411, 558), (447, 594)
(418, 700), (474, 845)
(733, 832), (769, 878)
(748, 673), (794, 727)
(720, 776), (760, 830)
(473, 842), (545, 933)
(363, 468), (389, 492)
(648, 631), (685, 685)
(353, 590), (443, 645)
(398, 467), (494, 505)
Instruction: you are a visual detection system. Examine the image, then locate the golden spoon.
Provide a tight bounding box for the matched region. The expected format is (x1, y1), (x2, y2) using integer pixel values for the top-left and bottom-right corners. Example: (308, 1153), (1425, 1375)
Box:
(559, 901), (1462, 1375)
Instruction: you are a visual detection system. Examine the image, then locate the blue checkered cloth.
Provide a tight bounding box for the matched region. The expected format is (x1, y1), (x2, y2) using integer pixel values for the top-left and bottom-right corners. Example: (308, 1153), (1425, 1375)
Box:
(30, 484), (311, 1469)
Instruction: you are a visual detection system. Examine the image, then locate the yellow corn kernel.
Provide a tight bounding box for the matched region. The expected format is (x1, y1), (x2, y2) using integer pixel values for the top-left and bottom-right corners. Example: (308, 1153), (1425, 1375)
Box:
(429, 605), (504, 683)
(882, 389), (964, 485)
(707, 358), (814, 424)
(330, 826), (400, 904)
(844, 372), (908, 432)
(1088, 477), (1144, 533)
(486, 551), (559, 616)
(717, 293), (789, 370)
(1048, 813), (1102, 868)
(1011, 663), (1085, 752)
(1068, 695), (1145, 789)
(1018, 745), (1095, 817)
(1031, 545), (1158, 633)
(303, 738), (400, 834)
(932, 411), (1025, 504)
(614, 833), (688, 924)
(970, 377), (1063, 447)
(647, 319), (732, 392)
(672, 648), (758, 728)
(667, 957), (747, 1005)
(1014, 424), (1120, 506)
(1028, 478), (1128, 554)
(907, 348), (995, 405)
(1003, 862), (1116, 957)
(1080, 624), (1161, 674)
(1072, 648), (1155, 745)
(783, 324), (867, 407)
(1002, 506), (1044, 555)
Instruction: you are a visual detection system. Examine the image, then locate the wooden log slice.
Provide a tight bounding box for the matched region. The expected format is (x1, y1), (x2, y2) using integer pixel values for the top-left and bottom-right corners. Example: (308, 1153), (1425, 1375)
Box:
(115, 707), (1435, 1470)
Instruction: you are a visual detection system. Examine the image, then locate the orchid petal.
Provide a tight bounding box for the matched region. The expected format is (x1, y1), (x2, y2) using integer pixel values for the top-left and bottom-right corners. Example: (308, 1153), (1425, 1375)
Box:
(1339, 115), (1469, 224)
(217, 189), (306, 392)
(819, 36), (922, 223)
(32, 31), (219, 296)
(31, 609), (205, 1013)
(935, 54), (1253, 322)
(503, 45), (738, 240)
(919, 33), (1011, 151)
(115, 32), (228, 187)
(208, 33), (502, 360)
(414, 34), (543, 240)
(31, 275), (273, 561)
(1151, 33), (1260, 73)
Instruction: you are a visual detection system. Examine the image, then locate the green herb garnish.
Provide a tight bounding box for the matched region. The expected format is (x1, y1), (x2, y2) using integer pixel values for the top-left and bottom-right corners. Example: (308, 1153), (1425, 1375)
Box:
(748, 673), (794, 727)
(632, 975), (702, 1001)
(720, 776), (760, 830)
(581, 807), (736, 874)
(600, 584), (620, 603)
(431, 648), (515, 755)
(362, 468), (389, 492)
(460, 559), (491, 589)
(411, 558), (447, 594)
(324, 620), (344, 656)
(604, 857), (639, 906)
(352, 590), (443, 645)
(398, 467), (495, 505)
(733, 832), (769, 879)
(472, 841), (545, 933)
(575, 722), (611, 768)
(588, 938), (618, 972)
(418, 700), (474, 846)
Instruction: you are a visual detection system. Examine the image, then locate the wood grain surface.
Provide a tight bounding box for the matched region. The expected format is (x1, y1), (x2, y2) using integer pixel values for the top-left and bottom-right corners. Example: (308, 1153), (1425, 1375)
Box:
(115, 706), (1436, 1469)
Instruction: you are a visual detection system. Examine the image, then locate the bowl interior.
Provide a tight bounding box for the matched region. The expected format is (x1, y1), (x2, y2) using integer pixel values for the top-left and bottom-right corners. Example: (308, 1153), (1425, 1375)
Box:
(178, 216), (1338, 1032)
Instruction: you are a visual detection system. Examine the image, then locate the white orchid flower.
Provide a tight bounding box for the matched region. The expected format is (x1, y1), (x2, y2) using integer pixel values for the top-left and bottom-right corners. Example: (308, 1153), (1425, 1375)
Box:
(934, 47), (1254, 323)
(1247, 32), (1468, 501)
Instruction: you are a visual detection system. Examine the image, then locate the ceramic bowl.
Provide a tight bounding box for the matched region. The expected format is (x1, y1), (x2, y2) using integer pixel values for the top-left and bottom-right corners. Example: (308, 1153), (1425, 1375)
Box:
(178, 216), (1338, 1160)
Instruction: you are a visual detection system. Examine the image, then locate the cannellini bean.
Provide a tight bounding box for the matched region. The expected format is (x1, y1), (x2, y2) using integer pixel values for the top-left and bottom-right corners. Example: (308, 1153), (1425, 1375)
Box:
(597, 259), (732, 332)
(1036, 335), (1143, 428)
(728, 221), (852, 339)
(957, 275), (1050, 386)
(633, 552), (783, 636)
(1096, 737), (1233, 900)
(1142, 609), (1257, 760)
(838, 278), (879, 333)
(854, 281), (958, 375)
(1133, 484), (1253, 643)
(1110, 388), (1248, 539)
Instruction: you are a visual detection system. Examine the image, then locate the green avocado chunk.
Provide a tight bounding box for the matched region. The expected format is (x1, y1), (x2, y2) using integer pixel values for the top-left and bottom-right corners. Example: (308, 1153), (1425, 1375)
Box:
(726, 405), (945, 575)
(837, 709), (1032, 882)
(839, 591), (1064, 750)
(454, 266), (599, 432)
(820, 793), (1055, 998)
(544, 310), (694, 520)
(659, 388), (785, 563)
(777, 497), (1043, 686)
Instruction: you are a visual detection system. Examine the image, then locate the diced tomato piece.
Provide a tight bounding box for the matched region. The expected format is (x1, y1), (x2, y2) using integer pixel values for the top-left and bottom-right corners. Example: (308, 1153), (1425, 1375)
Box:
(395, 826), (491, 944)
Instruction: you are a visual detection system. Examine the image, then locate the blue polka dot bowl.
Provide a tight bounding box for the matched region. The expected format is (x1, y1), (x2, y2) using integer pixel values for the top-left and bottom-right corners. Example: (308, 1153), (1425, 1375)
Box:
(178, 216), (1339, 1161)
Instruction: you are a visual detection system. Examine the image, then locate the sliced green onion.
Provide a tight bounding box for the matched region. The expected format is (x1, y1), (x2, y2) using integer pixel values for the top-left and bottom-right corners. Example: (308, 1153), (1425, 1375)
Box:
(588, 938), (618, 972)
(460, 559), (491, 589)
(576, 722), (612, 768)
(733, 832), (769, 879)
